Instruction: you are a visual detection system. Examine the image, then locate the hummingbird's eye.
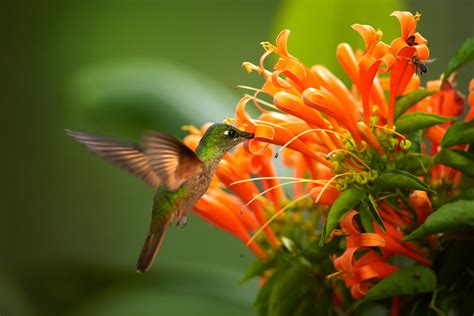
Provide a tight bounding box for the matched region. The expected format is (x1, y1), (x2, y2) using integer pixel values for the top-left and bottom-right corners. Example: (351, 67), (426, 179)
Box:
(226, 129), (237, 138)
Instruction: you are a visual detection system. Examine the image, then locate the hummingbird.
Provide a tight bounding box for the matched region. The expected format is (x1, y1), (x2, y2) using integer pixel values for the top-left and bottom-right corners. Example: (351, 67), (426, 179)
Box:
(66, 123), (254, 273)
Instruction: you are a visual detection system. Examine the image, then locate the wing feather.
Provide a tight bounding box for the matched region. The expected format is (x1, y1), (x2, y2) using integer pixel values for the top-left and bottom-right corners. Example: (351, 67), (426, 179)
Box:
(66, 130), (161, 188)
(142, 131), (202, 191)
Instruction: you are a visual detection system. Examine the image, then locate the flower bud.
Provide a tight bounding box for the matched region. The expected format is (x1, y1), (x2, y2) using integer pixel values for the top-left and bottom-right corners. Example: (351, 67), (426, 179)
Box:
(400, 139), (412, 151)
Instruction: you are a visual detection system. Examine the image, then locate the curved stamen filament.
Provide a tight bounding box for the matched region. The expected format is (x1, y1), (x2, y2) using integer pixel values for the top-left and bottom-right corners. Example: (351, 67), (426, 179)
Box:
(314, 172), (358, 204)
(276, 128), (346, 158)
(326, 149), (371, 170)
(230, 176), (327, 186)
(241, 179), (329, 213)
(235, 85), (261, 92)
(243, 94), (279, 111)
(376, 125), (406, 139)
(246, 193), (311, 247)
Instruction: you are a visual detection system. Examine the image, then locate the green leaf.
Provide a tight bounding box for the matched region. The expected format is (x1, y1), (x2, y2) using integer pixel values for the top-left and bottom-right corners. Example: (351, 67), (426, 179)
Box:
(404, 154), (433, 175)
(321, 188), (366, 243)
(443, 36), (474, 83)
(434, 149), (474, 178)
(372, 169), (434, 193)
(404, 200), (474, 241)
(441, 120), (474, 148)
(394, 90), (435, 120)
(395, 113), (455, 134)
(267, 264), (313, 316)
(358, 266), (436, 305)
(240, 259), (272, 284)
(358, 201), (375, 233)
(367, 194), (386, 232)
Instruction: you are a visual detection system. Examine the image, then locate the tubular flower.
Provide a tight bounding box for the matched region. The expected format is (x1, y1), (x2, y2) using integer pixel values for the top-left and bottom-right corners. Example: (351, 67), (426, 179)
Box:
(388, 11), (430, 127)
(178, 10), (473, 313)
(351, 24), (395, 123)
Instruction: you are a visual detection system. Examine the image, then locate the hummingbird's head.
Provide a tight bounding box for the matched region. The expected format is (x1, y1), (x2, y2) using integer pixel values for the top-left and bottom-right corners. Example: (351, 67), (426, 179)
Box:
(199, 123), (254, 157)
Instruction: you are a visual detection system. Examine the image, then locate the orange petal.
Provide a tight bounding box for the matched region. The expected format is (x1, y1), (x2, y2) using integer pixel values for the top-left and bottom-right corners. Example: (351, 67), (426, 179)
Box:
(356, 122), (384, 155)
(311, 65), (359, 121)
(303, 88), (363, 145)
(352, 24), (380, 53)
(216, 161), (279, 247)
(275, 29), (290, 57)
(346, 233), (386, 248)
(340, 210), (361, 235)
(371, 76), (388, 119)
(194, 196), (266, 258)
(337, 43), (359, 86)
(210, 189), (259, 231)
(358, 54), (382, 124)
(409, 190), (432, 224)
(310, 186), (340, 205)
(391, 11), (418, 40)
(425, 125), (445, 145)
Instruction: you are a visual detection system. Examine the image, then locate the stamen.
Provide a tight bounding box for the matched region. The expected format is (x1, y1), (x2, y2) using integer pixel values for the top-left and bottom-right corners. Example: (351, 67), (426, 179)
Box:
(414, 11), (421, 22)
(376, 29), (383, 41)
(242, 62), (262, 74)
(235, 85), (261, 92)
(276, 128), (345, 158)
(376, 125), (407, 139)
(246, 193), (311, 247)
(314, 172), (358, 204)
(230, 176), (328, 186)
(243, 94), (279, 111)
(260, 41), (276, 52)
(326, 271), (343, 279)
(241, 180), (323, 213)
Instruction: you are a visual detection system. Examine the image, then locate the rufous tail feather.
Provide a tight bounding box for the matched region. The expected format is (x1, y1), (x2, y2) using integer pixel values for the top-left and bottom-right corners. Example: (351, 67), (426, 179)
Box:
(136, 219), (171, 273)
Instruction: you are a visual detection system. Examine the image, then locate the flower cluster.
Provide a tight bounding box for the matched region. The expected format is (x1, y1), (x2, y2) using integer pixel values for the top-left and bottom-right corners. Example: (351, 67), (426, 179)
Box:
(182, 10), (473, 315)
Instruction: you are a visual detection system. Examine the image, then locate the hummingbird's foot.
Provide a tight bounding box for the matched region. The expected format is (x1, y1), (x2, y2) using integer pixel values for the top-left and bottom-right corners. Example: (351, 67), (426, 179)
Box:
(176, 216), (188, 229)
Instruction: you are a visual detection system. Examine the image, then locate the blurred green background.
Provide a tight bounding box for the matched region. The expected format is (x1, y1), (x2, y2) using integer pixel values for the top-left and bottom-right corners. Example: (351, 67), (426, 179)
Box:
(1, 1), (472, 315)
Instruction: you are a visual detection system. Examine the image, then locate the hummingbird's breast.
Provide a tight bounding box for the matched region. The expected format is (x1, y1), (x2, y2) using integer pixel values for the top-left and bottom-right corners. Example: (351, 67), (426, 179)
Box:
(184, 163), (215, 203)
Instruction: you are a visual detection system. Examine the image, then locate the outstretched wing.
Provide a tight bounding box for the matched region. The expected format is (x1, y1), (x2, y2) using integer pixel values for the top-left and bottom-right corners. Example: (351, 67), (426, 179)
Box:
(66, 130), (161, 188)
(142, 131), (203, 191)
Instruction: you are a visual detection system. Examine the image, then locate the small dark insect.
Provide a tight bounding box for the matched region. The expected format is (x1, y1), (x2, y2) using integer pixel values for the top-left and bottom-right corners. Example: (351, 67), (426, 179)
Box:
(414, 272), (421, 279)
(411, 56), (436, 76)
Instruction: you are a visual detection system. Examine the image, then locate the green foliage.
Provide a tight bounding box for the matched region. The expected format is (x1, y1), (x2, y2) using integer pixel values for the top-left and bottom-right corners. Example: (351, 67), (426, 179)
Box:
(443, 36), (474, 83)
(372, 169), (434, 193)
(394, 90), (436, 120)
(395, 113), (455, 134)
(434, 149), (474, 178)
(441, 120), (474, 148)
(321, 188), (367, 243)
(71, 60), (237, 136)
(358, 201), (375, 233)
(241, 260), (273, 284)
(403, 154), (433, 176)
(404, 199), (474, 241)
(450, 187), (474, 201)
(366, 194), (387, 232)
(358, 266), (436, 305)
(254, 243), (336, 316)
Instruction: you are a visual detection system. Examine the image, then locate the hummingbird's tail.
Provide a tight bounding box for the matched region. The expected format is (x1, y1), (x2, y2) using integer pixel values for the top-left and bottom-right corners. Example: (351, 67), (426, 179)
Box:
(136, 218), (171, 273)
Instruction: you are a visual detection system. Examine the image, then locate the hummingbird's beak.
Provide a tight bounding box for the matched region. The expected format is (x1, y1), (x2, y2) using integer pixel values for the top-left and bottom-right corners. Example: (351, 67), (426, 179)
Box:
(243, 132), (254, 139)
